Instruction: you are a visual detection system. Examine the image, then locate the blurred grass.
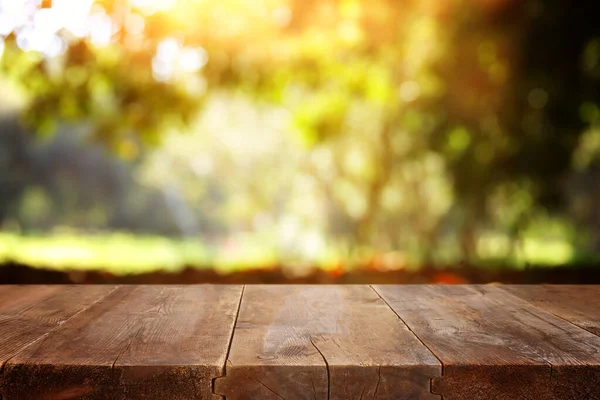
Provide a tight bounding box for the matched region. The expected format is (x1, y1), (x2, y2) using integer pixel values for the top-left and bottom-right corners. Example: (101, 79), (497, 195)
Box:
(0, 232), (210, 274)
(0, 231), (593, 276)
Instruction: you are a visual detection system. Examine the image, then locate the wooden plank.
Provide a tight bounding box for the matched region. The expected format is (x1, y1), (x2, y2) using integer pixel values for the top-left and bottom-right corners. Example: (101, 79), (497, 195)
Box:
(503, 285), (600, 336)
(214, 285), (441, 400)
(373, 285), (600, 400)
(0, 285), (60, 315)
(0, 285), (116, 367)
(0, 285), (243, 400)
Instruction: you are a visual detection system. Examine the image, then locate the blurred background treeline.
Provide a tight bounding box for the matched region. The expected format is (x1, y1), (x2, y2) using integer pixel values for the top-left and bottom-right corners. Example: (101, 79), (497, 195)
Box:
(0, 0), (599, 283)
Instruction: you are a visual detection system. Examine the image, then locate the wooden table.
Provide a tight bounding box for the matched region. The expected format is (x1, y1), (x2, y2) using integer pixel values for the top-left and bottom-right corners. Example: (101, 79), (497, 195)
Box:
(0, 285), (598, 400)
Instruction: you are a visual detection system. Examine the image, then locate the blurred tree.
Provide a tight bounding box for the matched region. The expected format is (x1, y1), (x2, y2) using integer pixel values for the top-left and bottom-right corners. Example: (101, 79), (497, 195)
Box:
(0, 0), (598, 264)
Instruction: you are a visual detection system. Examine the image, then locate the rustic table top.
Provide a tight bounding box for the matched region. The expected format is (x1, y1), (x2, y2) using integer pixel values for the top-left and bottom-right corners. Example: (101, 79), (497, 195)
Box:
(0, 285), (598, 400)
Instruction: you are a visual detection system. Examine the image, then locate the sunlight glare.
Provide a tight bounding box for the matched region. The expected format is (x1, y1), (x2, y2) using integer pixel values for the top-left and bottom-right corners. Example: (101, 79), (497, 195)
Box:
(0, 0), (98, 55)
(88, 10), (116, 47)
(52, 0), (94, 36)
(0, 0), (31, 36)
(179, 47), (208, 73)
(271, 5), (292, 27)
(157, 37), (181, 61)
(132, 0), (177, 13)
(125, 13), (145, 35)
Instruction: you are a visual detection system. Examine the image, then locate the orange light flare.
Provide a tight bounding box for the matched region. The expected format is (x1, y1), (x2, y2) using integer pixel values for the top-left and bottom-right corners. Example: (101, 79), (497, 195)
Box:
(419, 0), (519, 20)
(432, 272), (468, 284)
(125, 0), (294, 43)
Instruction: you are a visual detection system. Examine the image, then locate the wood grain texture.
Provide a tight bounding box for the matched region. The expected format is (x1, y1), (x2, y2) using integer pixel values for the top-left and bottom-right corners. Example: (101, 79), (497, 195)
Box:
(0, 285), (116, 367)
(373, 285), (600, 400)
(214, 285), (441, 400)
(0, 286), (60, 315)
(0, 285), (243, 400)
(503, 285), (600, 337)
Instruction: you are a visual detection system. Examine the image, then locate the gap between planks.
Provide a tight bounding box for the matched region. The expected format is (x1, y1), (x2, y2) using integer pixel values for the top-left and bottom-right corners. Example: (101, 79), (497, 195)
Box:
(215, 285), (443, 400)
(212, 285), (246, 399)
(6, 285), (595, 399)
(369, 285), (445, 397)
(498, 285), (600, 338)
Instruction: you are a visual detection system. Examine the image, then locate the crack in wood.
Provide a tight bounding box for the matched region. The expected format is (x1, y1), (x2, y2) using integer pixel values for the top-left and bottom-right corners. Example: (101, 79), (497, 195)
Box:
(372, 366), (382, 399)
(359, 383), (367, 400)
(309, 336), (330, 400)
(111, 324), (144, 369)
(251, 375), (287, 400)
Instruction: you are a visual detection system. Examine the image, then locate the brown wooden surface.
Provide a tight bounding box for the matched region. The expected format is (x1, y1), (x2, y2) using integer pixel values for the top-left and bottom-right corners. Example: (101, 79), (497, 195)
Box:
(0, 284), (599, 400)
(0, 285), (242, 400)
(214, 285), (441, 400)
(373, 285), (600, 400)
(503, 285), (600, 337)
(0, 285), (116, 367)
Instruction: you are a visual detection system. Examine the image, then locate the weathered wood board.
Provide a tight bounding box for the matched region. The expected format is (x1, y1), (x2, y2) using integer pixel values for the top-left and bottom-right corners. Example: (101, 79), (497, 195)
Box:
(0, 285), (243, 400)
(0, 285), (116, 367)
(214, 285), (441, 400)
(1, 284), (599, 400)
(373, 285), (600, 400)
(503, 285), (600, 337)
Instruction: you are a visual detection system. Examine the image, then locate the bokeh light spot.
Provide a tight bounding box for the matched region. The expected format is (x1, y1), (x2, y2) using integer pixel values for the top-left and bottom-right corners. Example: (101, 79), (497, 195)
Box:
(528, 88), (548, 109)
(399, 81), (421, 102)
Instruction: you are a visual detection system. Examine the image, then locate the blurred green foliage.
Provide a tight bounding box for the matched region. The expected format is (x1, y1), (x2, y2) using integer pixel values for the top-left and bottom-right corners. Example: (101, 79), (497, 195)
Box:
(0, 0), (599, 272)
